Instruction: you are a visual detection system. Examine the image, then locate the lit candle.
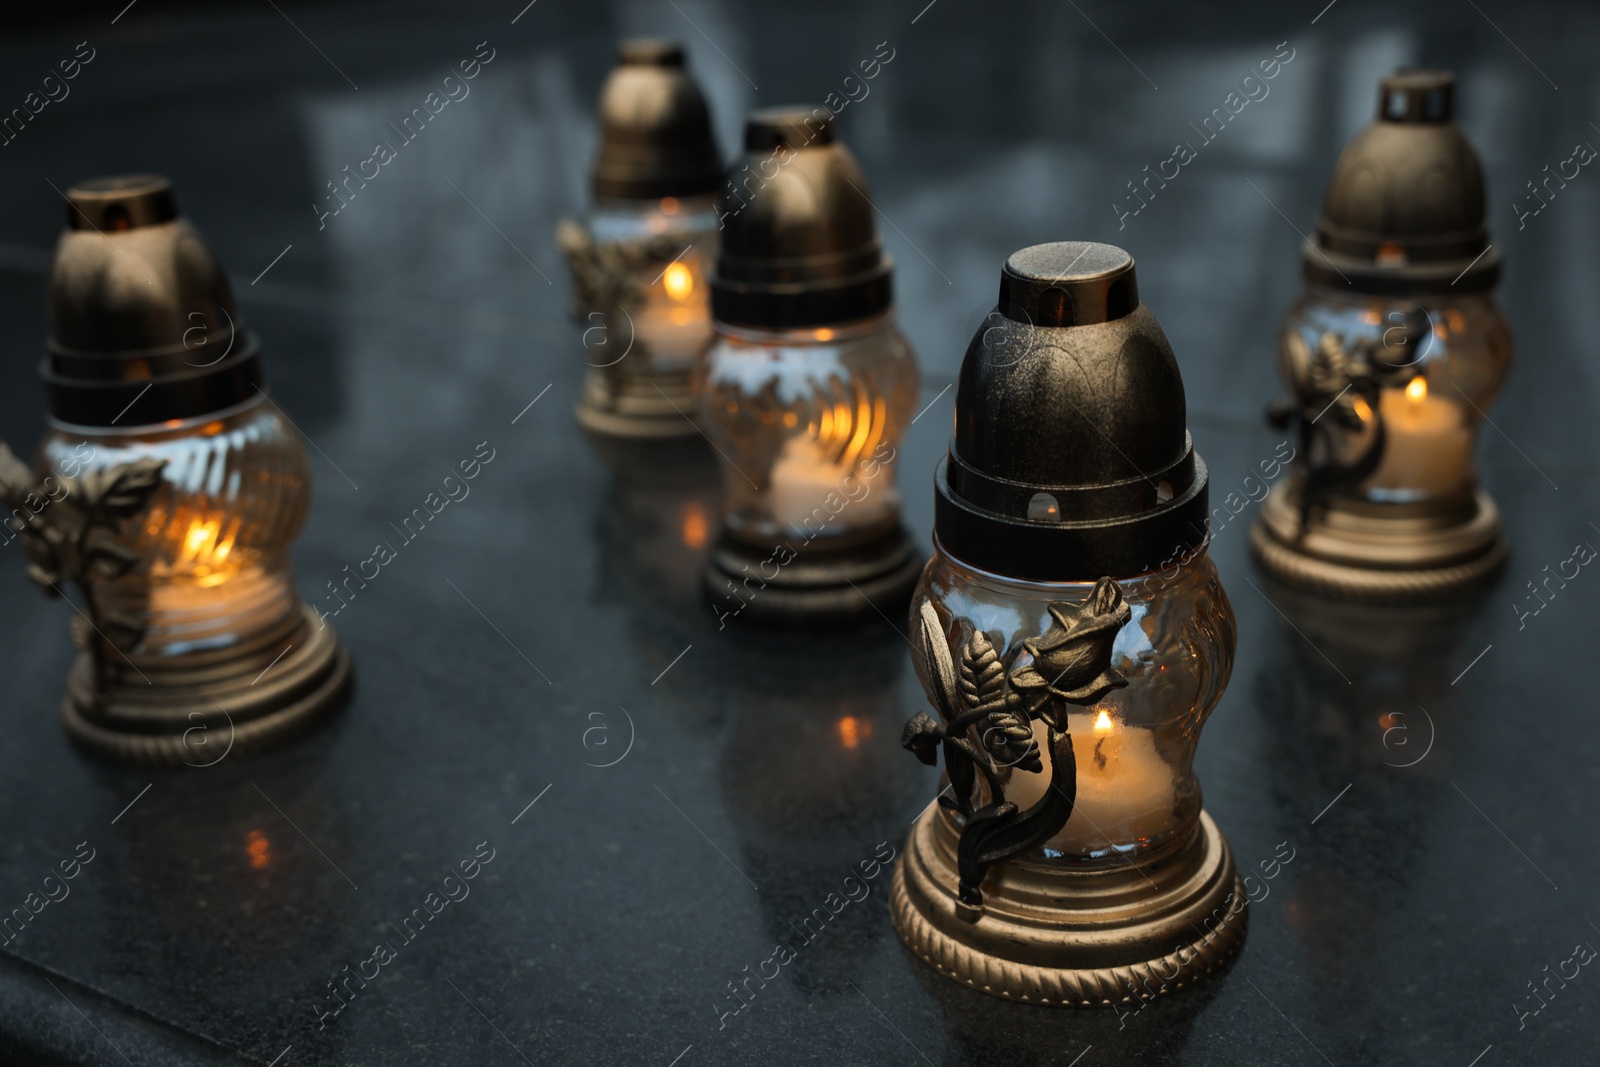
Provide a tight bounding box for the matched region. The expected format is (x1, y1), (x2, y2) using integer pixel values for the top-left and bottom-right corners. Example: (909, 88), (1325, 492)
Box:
(768, 435), (893, 535)
(1003, 707), (1177, 855)
(1364, 376), (1473, 496)
(632, 257), (712, 371)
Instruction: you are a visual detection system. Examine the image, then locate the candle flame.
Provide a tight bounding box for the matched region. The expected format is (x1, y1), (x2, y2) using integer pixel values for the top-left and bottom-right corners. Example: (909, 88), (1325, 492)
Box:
(180, 515), (238, 567)
(1094, 709), (1113, 733)
(663, 262), (694, 302)
(1406, 376), (1427, 403)
(156, 511), (244, 582)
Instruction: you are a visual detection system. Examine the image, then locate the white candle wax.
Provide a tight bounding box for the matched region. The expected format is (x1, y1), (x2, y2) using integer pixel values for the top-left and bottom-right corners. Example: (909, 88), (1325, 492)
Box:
(633, 284), (711, 371)
(1001, 709), (1176, 855)
(768, 435), (892, 535)
(1364, 378), (1473, 496)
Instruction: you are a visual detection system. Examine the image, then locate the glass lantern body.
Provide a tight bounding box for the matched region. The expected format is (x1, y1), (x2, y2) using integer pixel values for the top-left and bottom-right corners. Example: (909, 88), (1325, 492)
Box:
(37, 394), (311, 657)
(1278, 281), (1513, 505)
(912, 541), (1235, 868)
(695, 312), (918, 547)
(585, 193), (718, 375)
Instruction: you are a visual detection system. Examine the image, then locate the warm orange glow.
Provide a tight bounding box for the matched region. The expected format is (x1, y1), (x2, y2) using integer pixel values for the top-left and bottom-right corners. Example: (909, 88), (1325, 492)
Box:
(246, 829), (271, 870)
(681, 502), (709, 549)
(1094, 709), (1113, 733)
(1406, 376), (1428, 403)
(663, 262), (694, 302)
(164, 511), (242, 578)
(200, 420), (225, 437)
(814, 328), (835, 342)
(180, 516), (238, 566)
(1376, 242), (1407, 265)
(659, 196), (680, 215)
(803, 381), (889, 474)
(836, 715), (871, 749)
(1352, 396), (1374, 422)
(184, 519), (217, 557)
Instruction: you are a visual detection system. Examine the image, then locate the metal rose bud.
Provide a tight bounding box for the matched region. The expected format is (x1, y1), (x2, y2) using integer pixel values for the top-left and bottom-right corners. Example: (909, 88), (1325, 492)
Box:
(1007, 577), (1132, 715)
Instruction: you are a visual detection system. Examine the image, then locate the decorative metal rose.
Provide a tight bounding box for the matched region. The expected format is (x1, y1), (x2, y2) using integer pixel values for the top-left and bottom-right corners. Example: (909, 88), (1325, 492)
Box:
(0, 443), (166, 689)
(1009, 579), (1132, 720)
(1269, 317), (1427, 532)
(902, 577), (1132, 909)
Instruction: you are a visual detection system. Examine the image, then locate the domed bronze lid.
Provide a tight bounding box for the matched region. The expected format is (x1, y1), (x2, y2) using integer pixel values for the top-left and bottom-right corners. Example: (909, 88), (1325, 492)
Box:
(591, 39), (724, 201)
(1306, 69), (1500, 293)
(41, 175), (263, 427)
(934, 242), (1209, 582)
(710, 106), (892, 330)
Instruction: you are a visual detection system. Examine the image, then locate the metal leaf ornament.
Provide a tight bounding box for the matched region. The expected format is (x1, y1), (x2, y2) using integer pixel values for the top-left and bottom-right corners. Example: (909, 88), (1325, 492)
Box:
(900, 579), (1133, 910)
(1268, 329), (1392, 531)
(964, 631), (1040, 774)
(555, 218), (691, 324)
(0, 442), (166, 688)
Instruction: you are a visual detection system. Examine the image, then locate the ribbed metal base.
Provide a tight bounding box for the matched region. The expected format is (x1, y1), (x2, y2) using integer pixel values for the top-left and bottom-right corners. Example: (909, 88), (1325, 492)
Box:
(575, 366), (702, 440)
(704, 522), (922, 626)
(1251, 483), (1507, 603)
(891, 807), (1246, 1007)
(62, 603), (351, 766)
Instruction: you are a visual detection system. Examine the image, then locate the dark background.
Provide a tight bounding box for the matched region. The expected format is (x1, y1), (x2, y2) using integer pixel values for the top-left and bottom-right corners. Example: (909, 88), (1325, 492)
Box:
(0, 1), (1595, 1064)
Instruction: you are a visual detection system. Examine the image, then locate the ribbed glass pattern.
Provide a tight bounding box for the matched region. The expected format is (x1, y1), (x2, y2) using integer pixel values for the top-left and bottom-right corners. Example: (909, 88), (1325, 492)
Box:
(696, 314), (919, 544)
(38, 395), (311, 656)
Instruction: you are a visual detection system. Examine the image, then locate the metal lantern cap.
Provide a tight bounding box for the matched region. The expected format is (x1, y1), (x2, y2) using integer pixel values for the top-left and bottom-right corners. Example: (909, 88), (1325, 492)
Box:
(935, 242), (1209, 582)
(710, 106), (893, 330)
(592, 38), (724, 201)
(64, 175), (178, 231)
(43, 174), (262, 428)
(1306, 68), (1499, 293)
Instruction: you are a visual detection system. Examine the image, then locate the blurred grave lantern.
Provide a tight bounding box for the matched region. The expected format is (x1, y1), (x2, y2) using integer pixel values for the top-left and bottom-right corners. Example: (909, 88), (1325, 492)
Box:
(557, 39), (724, 440)
(696, 106), (920, 625)
(1252, 70), (1513, 602)
(0, 175), (350, 765)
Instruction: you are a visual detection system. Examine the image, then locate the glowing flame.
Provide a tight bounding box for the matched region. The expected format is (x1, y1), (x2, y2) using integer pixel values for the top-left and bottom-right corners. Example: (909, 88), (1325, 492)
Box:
(1406, 376), (1428, 403)
(663, 262), (694, 302)
(1094, 709), (1113, 733)
(179, 515), (238, 568)
(184, 519), (218, 558)
(246, 829), (271, 870)
(803, 383), (887, 474)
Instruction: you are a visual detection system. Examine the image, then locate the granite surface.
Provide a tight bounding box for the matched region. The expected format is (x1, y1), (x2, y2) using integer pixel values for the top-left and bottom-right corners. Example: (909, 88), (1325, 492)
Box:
(0, 1), (1596, 1064)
